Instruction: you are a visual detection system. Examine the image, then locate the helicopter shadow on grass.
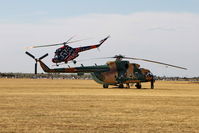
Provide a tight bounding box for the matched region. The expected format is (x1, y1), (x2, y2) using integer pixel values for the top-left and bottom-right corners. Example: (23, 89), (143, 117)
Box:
(71, 86), (152, 90)
(110, 86), (153, 90)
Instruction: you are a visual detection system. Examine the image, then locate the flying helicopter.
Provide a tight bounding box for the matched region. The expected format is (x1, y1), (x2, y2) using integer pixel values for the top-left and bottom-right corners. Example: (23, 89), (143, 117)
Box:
(26, 36), (110, 65)
(25, 52), (187, 89)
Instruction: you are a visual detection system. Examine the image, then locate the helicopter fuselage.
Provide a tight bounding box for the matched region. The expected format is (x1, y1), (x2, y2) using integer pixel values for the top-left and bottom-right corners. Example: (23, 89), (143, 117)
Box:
(38, 58), (154, 88)
(91, 60), (154, 86)
(52, 45), (79, 63)
(51, 36), (110, 64)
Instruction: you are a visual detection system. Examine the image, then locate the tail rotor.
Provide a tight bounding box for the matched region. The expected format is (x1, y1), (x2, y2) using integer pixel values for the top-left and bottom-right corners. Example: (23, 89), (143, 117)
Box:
(25, 51), (48, 74)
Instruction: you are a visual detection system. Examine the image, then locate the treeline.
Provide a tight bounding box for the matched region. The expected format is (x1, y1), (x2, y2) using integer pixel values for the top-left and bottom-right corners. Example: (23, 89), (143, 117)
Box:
(155, 76), (199, 81)
(0, 72), (91, 80)
(0, 72), (199, 81)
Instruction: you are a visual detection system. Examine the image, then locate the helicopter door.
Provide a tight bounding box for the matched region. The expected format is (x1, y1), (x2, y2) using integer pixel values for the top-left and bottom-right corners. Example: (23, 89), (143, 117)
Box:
(115, 61), (129, 83)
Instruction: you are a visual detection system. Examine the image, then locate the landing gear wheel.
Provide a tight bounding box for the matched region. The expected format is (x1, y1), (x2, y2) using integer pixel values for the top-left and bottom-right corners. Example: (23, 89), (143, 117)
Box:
(118, 84), (124, 88)
(73, 60), (77, 64)
(135, 83), (142, 89)
(103, 84), (109, 88)
(126, 83), (130, 88)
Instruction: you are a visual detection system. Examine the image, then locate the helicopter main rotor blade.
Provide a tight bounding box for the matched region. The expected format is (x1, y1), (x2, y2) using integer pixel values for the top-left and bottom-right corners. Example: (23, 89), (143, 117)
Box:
(66, 38), (91, 44)
(89, 55), (125, 60)
(77, 55), (124, 62)
(125, 57), (187, 70)
(27, 43), (64, 48)
(25, 51), (35, 59)
(26, 38), (91, 49)
(65, 35), (76, 44)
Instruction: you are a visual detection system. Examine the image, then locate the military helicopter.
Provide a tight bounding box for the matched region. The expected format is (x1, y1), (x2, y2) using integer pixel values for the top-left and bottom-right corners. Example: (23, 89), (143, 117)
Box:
(26, 36), (110, 65)
(25, 52), (187, 89)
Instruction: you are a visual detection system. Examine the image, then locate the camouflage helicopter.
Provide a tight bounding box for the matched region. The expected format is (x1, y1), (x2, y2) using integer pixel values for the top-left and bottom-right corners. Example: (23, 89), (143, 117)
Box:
(26, 36), (110, 65)
(25, 52), (187, 89)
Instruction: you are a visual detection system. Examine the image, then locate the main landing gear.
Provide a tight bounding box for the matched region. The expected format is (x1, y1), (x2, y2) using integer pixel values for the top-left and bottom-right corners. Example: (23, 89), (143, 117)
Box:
(118, 84), (131, 88)
(103, 84), (109, 88)
(135, 83), (142, 89)
(103, 82), (154, 89)
(135, 81), (154, 89)
(103, 84), (128, 89)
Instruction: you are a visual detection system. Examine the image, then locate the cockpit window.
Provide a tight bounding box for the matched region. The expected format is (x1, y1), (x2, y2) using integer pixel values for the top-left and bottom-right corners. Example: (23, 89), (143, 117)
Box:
(54, 55), (58, 59)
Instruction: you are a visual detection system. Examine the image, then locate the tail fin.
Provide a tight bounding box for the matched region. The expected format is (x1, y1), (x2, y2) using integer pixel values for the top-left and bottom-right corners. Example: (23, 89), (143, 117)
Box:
(99, 35), (110, 45)
(38, 60), (51, 72)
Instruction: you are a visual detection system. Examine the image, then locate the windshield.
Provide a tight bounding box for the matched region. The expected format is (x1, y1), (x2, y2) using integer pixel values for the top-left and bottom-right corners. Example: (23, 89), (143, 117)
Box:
(54, 54), (59, 59)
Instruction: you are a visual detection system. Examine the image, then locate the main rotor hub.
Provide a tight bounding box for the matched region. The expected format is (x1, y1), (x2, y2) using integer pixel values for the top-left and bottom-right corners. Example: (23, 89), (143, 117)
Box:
(114, 55), (125, 61)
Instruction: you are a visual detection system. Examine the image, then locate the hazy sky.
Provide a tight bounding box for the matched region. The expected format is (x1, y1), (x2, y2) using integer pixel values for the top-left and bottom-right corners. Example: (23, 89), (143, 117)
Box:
(0, 0), (198, 77)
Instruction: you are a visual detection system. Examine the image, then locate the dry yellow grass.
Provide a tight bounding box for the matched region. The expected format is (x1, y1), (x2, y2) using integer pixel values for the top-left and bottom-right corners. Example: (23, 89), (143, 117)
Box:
(0, 78), (199, 133)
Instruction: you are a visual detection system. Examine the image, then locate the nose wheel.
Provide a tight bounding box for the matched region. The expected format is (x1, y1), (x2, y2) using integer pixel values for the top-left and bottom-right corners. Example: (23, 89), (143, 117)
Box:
(73, 60), (77, 64)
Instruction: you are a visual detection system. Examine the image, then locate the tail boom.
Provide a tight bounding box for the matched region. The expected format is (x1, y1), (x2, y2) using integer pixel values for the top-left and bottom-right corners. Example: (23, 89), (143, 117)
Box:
(38, 60), (109, 73)
(77, 36), (110, 53)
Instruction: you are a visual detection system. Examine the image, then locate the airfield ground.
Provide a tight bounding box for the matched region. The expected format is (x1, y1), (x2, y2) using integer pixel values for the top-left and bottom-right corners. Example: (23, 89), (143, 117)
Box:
(0, 78), (198, 133)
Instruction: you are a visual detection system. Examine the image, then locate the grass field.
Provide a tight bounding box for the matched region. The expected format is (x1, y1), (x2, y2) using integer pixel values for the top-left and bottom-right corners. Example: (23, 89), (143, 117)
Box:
(0, 78), (199, 133)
